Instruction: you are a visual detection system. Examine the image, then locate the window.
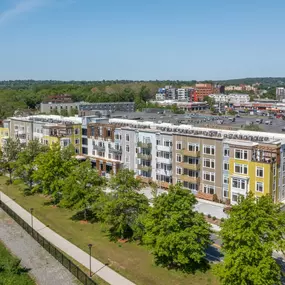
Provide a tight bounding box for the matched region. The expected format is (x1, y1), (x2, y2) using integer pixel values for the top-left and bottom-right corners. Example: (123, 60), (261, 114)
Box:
(224, 162), (229, 171)
(176, 167), (182, 175)
(234, 163), (248, 175)
(164, 141), (172, 147)
(176, 142), (182, 150)
(82, 138), (88, 145)
(224, 148), (230, 157)
(188, 143), (199, 152)
(75, 139), (80, 145)
(223, 175), (229, 184)
(232, 178), (246, 190)
(108, 153), (112, 159)
(256, 167), (264, 178)
(107, 129), (111, 137)
(273, 166), (276, 176)
(203, 145), (215, 155)
(203, 158), (215, 168)
(74, 128), (79, 135)
(126, 134), (130, 142)
(232, 193), (238, 202)
(75, 148), (79, 154)
(223, 190), (229, 198)
(126, 145), (129, 152)
(203, 185), (215, 194)
(176, 154), (182, 162)
(125, 156), (129, 163)
(156, 140), (160, 145)
(256, 182), (264, 192)
(234, 149), (248, 160)
(203, 171), (215, 182)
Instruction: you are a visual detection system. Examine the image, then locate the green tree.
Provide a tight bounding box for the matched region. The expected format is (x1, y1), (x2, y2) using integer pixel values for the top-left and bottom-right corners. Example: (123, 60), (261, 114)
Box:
(0, 138), (22, 183)
(15, 140), (48, 191)
(99, 169), (149, 239)
(59, 160), (106, 220)
(214, 194), (285, 285)
(32, 143), (78, 202)
(143, 184), (211, 272)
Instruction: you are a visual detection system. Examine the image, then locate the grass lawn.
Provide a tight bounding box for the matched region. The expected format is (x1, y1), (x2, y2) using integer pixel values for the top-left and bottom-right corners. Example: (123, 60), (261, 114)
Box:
(0, 240), (35, 285)
(0, 177), (219, 285)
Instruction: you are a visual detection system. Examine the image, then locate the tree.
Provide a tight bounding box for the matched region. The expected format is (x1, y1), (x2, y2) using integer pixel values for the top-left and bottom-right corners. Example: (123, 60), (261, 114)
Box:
(59, 160), (106, 220)
(98, 169), (149, 239)
(214, 194), (285, 285)
(32, 143), (78, 202)
(15, 140), (48, 191)
(143, 184), (211, 272)
(0, 138), (22, 183)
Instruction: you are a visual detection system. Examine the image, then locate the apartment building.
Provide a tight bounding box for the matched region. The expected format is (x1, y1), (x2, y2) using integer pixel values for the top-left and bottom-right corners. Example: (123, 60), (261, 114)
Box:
(6, 115), (82, 152)
(208, 93), (250, 104)
(276, 87), (285, 102)
(86, 122), (122, 175)
(109, 118), (285, 204)
(195, 83), (214, 101)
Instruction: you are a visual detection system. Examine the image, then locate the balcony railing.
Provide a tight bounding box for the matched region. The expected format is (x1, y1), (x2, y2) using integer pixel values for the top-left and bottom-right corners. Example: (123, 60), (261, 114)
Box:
(137, 153), (152, 160)
(179, 149), (200, 157)
(138, 165), (152, 172)
(178, 175), (200, 184)
(137, 142), (152, 149)
(178, 162), (200, 171)
(93, 144), (105, 151)
(109, 147), (122, 154)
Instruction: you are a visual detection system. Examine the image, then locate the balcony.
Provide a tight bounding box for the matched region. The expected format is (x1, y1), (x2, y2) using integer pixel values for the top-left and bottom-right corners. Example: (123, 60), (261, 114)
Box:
(157, 144), (172, 152)
(138, 165), (152, 172)
(178, 175), (200, 184)
(156, 168), (172, 176)
(137, 142), (152, 149)
(109, 147), (122, 154)
(179, 149), (200, 157)
(138, 153), (152, 160)
(157, 156), (172, 164)
(93, 144), (105, 151)
(178, 162), (200, 171)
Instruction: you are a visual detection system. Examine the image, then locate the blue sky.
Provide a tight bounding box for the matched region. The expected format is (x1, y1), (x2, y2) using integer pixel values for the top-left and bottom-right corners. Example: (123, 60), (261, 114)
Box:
(1, 0), (285, 81)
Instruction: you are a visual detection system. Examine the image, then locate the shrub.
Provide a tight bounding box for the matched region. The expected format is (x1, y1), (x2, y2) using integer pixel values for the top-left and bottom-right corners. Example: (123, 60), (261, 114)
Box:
(212, 216), (217, 221)
(207, 214), (211, 218)
(221, 218), (225, 222)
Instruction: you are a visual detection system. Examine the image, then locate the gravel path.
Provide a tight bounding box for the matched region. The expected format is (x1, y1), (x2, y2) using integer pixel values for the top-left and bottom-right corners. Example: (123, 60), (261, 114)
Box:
(0, 208), (79, 285)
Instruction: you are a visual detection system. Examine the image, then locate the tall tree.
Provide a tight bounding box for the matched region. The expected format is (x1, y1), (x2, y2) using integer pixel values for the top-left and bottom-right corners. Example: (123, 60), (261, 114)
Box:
(143, 184), (211, 272)
(0, 138), (22, 183)
(59, 160), (106, 220)
(98, 169), (149, 239)
(32, 143), (78, 202)
(214, 194), (285, 285)
(15, 140), (48, 191)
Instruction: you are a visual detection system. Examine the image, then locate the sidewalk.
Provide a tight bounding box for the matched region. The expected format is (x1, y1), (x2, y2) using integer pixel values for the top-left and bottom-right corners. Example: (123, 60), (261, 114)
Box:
(0, 191), (135, 285)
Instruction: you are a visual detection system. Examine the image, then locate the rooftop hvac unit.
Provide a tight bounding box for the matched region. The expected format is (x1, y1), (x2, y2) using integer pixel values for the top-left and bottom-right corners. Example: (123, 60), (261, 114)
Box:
(243, 135), (248, 140)
(233, 135), (237, 139)
(253, 136), (258, 141)
(229, 134), (233, 139)
(224, 134), (228, 138)
(248, 136), (253, 140)
(238, 134), (243, 139)
(264, 137), (269, 141)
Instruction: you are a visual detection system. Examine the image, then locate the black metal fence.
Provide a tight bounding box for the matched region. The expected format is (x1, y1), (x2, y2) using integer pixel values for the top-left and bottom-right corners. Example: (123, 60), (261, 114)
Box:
(0, 201), (97, 285)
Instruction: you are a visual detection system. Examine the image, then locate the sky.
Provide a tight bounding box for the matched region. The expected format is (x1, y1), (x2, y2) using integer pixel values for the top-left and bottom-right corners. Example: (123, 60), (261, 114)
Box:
(1, 0), (285, 81)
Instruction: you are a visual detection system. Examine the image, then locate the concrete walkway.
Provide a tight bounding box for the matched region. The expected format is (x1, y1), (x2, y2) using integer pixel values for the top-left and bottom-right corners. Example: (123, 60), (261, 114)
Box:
(0, 191), (135, 285)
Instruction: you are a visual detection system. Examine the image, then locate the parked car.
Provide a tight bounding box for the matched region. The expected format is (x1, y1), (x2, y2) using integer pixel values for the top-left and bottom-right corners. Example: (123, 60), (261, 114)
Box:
(256, 119), (263, 124)
(282, 127), (285, 132)
(265, 120), (272, 125)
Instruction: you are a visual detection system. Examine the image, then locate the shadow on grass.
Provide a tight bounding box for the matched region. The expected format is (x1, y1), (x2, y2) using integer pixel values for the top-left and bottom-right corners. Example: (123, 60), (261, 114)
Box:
(154, 257), (210, 274)
(70, 209), (98, 223)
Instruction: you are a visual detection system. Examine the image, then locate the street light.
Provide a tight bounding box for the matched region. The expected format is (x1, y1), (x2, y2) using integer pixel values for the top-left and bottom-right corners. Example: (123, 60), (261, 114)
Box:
(88, 244), (92, 277)
(30, 208), (34, 229)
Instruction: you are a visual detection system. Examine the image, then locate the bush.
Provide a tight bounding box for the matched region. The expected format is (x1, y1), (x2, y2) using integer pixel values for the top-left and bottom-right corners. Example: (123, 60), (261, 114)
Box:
(212, 216), (217, 221)
(221, 218), (225, 222)
(207, 214), (211, 218)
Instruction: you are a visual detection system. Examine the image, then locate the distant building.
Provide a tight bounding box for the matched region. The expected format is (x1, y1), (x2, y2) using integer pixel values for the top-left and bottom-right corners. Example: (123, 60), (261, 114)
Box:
(276, 87), (285, 101)
(43, 94), (73, 103)
(208, 93), (250, 104)
(195, 83), (214, 101)
(40, 102), (135, 115)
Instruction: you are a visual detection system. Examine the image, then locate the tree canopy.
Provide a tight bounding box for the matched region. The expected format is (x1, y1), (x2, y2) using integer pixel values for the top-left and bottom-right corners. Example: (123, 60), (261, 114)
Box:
(143, 184), (212, 272)
(214, 194), (285, 285)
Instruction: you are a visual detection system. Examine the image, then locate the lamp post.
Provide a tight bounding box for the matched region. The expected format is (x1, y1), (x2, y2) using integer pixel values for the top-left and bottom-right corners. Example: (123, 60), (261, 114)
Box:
(30, 208), (34, 229)
(88, 244), (92, 277)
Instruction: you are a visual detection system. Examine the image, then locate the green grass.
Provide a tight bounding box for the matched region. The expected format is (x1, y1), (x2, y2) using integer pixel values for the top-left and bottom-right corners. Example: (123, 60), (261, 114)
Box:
(0, 177), (219, 285)
(0, 240), (35, 285)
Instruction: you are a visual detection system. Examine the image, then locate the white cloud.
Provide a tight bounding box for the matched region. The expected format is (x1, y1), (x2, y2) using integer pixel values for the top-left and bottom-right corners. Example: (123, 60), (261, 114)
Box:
(0, 0), (47, 25)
